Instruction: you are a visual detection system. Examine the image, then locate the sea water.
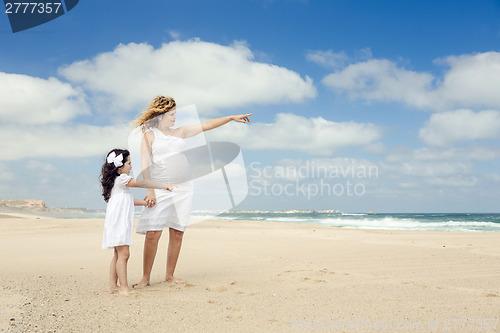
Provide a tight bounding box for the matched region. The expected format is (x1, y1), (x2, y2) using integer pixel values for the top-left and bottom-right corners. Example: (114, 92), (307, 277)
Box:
(53, 210), (500, 232)
(189, 211), (500, 233)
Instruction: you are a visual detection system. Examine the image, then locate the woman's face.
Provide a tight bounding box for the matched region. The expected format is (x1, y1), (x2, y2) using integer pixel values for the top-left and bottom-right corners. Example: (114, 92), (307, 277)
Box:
(159, 108), (176, 128)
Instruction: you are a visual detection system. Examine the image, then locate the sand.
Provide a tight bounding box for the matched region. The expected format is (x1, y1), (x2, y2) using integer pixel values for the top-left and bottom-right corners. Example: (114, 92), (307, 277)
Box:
(1, 214), (499, 332)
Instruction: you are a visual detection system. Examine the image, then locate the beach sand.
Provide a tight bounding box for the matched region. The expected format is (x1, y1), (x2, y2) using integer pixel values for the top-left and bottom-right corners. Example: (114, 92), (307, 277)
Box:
(1, 214), (499, 332)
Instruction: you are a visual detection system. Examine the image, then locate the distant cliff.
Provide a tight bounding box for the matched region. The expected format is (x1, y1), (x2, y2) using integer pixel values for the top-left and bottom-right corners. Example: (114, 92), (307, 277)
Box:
(0, 199), (48, 211)
(0, 199), (88, 216)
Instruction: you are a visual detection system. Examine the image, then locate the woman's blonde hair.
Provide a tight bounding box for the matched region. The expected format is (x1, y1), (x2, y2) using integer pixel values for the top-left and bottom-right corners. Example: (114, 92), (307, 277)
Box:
(134, 96), (176, 132)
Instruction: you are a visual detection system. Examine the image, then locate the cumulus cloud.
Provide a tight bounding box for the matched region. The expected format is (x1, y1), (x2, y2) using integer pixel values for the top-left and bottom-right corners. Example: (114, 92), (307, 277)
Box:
(205, 113), (383, 155)
(0, 124), (130, 161)
(322, 52), (500, 111)
(306, 48), (373, 69)
(419, 109), (500, 146)
(385, 159), (473, 178)
(435, 52), (500, 109)
(0, 72), (89, 124)
(26, 161), (58, 172)
(59, 39), (317, 114)
(384, 146), (500, 163)
(306, 49), (349, 68)
(426, 176), (478, 187)
(0, 163), (14, 181)
(167, 30), (181, 40)
(322, 59), (435, 108)
(380, 146), (500, 187)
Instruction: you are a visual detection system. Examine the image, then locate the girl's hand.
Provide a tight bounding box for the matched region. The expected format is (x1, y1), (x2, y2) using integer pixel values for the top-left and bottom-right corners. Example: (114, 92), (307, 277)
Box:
(144, 189), (156, 208)
(231, 114), (252, 123)
(166, 184), (177, 192)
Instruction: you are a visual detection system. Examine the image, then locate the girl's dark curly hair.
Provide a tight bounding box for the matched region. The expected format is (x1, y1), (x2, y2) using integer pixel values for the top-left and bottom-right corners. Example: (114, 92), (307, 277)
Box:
(100, 149), (130, 202)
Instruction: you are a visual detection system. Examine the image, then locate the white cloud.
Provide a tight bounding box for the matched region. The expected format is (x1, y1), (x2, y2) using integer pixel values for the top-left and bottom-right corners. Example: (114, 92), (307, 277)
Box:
(385, 146), (500, 163)
(380, 146), (500, 188)
(322, 59), (435, 109)
(426, 176), (478, 187)
(306, 49), (349, 68)
(167, 30), (181, 40)
(0, 124), (130, 161)
(26, 161), (58, 172)
(59, 39), (317, 114)
(483, 173), (500, 183)
(322, 52), (500, 111)
(435, 52), (500, 109)
(419, 109), (500, 146)
(306, 48), (372, 69)
(205, 113), (383, 155)
(354, 47), (373, 60)
(384, 160), (473, 178)
(0, 163), (14, 181)
(0, 72), (89, 124)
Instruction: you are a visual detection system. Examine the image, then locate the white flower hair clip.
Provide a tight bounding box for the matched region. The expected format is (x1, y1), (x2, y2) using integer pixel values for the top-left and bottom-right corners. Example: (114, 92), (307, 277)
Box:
(107, 152), (124, 167)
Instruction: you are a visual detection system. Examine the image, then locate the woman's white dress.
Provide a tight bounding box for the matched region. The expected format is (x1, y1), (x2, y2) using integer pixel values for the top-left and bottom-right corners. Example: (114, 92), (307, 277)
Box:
(136, 128), (193, 233)
(102, 174), (134, 249)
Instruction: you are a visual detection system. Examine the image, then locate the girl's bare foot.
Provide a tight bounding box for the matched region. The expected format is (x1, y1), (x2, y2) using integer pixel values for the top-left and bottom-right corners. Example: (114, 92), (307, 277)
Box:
(132, 279), (150, 289)
(166, 277), (186, 285)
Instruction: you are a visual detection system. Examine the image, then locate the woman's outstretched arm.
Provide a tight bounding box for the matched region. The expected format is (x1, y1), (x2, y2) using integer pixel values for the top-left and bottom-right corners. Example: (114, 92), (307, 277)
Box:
(180, 114), (251, 139)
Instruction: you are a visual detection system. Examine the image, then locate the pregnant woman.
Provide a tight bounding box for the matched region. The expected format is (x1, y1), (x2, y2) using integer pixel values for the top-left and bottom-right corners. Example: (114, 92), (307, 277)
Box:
(133, 96), (251, 287)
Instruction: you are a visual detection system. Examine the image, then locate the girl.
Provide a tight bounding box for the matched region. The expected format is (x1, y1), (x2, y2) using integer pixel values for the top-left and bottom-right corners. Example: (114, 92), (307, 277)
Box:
(100, 148), (174, 295)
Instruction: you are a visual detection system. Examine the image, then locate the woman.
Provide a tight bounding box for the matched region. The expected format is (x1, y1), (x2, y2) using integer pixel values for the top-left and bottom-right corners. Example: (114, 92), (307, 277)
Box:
(133, 96), (251, 287)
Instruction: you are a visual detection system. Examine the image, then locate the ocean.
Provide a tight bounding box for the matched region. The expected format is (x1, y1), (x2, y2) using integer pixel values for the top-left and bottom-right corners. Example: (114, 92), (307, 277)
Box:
(61, 210), (500, 233)
(190, 211), (500, 233)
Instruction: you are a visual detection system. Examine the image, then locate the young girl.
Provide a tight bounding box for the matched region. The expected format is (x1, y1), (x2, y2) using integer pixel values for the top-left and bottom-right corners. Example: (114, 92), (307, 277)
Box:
(100, 148), (174, 295)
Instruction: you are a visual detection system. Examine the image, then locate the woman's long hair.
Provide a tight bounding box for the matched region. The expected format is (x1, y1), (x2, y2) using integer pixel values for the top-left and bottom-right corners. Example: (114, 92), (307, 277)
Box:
(133, 96), (176, 132)
(100, 149), (130, 202)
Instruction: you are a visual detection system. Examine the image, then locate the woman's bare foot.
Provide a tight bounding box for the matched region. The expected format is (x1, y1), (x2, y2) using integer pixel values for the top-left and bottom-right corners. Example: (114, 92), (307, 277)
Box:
(107, 285), (119, 293)
(166, 277), (186, 285)
(118, 286), (131, 295)
(132, 279), (150, 289)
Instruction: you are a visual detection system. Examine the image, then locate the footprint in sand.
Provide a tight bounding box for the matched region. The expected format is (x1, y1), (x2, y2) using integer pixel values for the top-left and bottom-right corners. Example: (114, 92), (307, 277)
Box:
(276, 270), (329, 284)
(205, 285), (228, 292)
(301, 277), (326, 283)
(401, 281), (429, 288)
(319, 268), (336, 275)
(226, 306), (241, 312)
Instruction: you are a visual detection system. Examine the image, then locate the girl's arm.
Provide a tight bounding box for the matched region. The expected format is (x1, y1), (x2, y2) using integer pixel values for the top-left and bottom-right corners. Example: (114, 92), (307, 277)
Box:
(127, 178), (175, 191)
(134, 198), (147, 206)
(179, 114), (251, 139)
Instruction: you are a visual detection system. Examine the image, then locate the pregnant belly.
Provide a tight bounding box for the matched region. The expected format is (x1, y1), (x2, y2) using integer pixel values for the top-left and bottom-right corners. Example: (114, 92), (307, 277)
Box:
(151, 153), (192, 184)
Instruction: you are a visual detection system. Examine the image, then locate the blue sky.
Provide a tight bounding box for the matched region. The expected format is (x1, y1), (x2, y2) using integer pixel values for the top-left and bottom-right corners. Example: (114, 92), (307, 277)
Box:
(1, 0), (500, 212)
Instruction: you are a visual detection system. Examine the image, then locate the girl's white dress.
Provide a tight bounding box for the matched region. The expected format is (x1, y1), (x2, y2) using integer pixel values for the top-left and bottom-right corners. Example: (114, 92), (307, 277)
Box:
(136, 128), (193, 233)
(102, 174), (134, 249)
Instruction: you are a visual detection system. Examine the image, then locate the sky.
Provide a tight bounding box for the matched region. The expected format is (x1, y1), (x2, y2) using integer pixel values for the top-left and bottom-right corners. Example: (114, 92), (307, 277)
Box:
(1, 0), (500, 213)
